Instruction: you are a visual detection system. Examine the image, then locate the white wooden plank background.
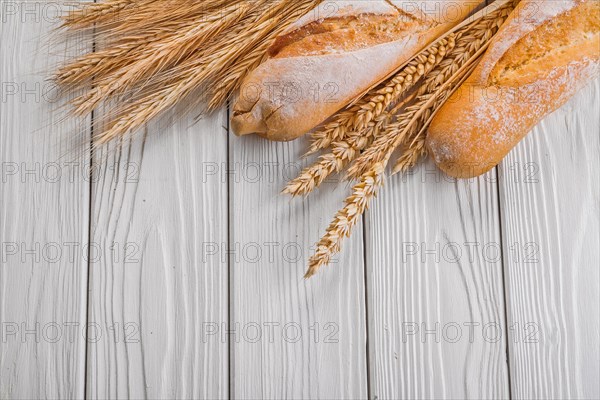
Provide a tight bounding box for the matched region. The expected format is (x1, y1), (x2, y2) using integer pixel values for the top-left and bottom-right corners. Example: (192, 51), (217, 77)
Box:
(1, 3), (89, 399)
(1, 3), (599, 400)
(366, 164), (510, 399)
(86, 107), (229, 399)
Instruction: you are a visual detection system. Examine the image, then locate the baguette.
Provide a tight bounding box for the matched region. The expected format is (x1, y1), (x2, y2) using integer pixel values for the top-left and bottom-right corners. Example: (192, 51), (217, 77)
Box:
(231, 0), (484, 141)
(426, 0), (600, 178)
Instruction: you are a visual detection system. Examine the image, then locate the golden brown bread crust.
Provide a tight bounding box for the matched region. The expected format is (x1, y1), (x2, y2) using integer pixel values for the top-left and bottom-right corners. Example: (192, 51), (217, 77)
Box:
(426, 0), (600, 178)
(269, 14), (429, 58)
(231, 1), (484, 141)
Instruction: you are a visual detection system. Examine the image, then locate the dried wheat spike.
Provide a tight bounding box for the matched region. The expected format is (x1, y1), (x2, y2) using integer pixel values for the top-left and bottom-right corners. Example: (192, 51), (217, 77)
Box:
(304, 162), (385, 279)
(304, 72), (464, 277)
(62, 0), (138, 28)
(347, 58), (477, 180)
(305, 80), (456, 277)
(389, 5), (518, 176)
(57, 2), (255, 89)
(391, 138), (427, 175)
(62, 0), (237, 30)
(284, 113), (390, 196)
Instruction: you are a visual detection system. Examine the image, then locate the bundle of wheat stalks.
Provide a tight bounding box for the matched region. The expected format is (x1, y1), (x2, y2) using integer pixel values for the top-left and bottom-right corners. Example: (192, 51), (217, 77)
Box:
(57, 0), (519, 278)
(57, 0), (321, 144)
(284, 0), (520, 278)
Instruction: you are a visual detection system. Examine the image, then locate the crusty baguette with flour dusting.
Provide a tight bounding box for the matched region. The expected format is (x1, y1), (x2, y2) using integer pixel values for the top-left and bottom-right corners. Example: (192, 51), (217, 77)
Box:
(231, 0), (485, 141)
(427, 0), (600, 178)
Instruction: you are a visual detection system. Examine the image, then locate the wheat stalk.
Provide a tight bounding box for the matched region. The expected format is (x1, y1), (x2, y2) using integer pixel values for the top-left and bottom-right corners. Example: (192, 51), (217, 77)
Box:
(347, 47), (489, 179)
(391, 137), (427, 175)
(57, 0), (274, 88)
(304, 162), (385, 279)
(62, 0), (140, 29)
(390, 58), (481, 175)
(283, 95), (413, 196)
(62, 0), (236, 31)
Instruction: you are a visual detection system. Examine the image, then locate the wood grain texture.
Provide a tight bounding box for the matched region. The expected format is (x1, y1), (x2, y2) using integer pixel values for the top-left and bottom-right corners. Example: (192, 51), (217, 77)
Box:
(0, 2), (89, 398)
(499, 79), (600, 400)
(229, 134), (368, 399)
(365, 162), (510, 399)
(2, 0), (600, 397)
(86, 109), (229, 399)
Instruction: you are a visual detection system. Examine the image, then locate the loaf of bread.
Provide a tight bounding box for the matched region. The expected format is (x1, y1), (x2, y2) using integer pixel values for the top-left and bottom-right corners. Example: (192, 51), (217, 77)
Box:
(231, 0), (485, 141)
(427, 0), (600, 178)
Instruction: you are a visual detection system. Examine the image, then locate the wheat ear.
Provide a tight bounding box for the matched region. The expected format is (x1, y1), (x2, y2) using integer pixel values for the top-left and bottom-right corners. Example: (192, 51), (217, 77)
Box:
(62, 0), (235, 30)
(283, 95), (413, 197)
(347, 43), (490, 180)
(61, 0), (140, 28)
(304, 163), (384, 279)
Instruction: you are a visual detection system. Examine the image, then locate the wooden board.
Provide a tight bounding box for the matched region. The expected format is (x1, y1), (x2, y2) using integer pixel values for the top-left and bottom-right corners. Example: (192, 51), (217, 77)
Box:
(2, 2), (600, 398)
(365, 162), (510, 399)
(0, 3), (89, 398)
(498, 80), (600, 400)
(229, 134), (369, 399)
(86, 109), (229, 399)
